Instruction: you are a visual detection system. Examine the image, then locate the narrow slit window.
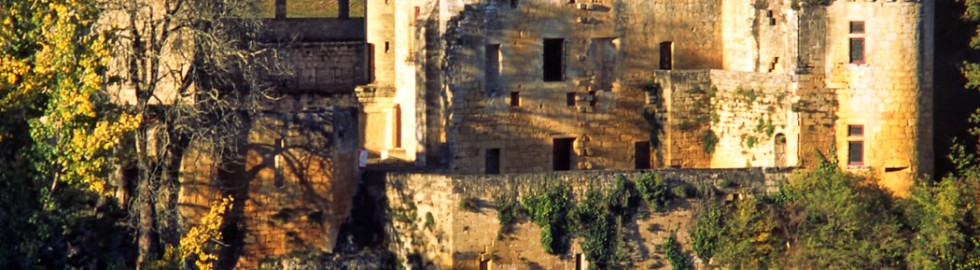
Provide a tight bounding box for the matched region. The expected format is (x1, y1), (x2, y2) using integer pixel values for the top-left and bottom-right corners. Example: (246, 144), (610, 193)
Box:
(566, 93), (576, 106)
(485, 44), (501, 95)
(510, 91), (521, 106)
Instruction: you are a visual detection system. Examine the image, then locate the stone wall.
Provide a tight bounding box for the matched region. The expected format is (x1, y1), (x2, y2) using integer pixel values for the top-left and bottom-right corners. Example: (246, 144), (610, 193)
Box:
(383, 168), (792, 270)
(416, 0), (729, 173)
(178, 108), (360, 268)
(650, 70), (797, 169)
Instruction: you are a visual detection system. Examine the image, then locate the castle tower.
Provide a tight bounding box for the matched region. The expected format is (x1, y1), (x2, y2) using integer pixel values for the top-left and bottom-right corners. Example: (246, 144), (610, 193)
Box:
(823, 0), (934, 196)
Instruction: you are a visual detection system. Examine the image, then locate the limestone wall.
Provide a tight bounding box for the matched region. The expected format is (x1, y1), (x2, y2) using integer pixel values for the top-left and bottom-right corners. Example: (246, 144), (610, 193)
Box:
(821, 1), (933, 196)
(178, 108), (359, 268)
(384, 168), (791, 270)
(414, 0), (729, 173)
(652, 70), (797, 169)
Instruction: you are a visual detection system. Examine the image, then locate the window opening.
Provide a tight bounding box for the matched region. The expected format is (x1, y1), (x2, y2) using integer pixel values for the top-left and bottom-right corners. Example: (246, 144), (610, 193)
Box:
(543, 38), (564, 81)
(849, 21), (865, 64)
(847, 125), (864, 165)
(659, 41), (673, 70)
(274, 138), (285, 188)
(567, 93), (576, 106)
(510, 92), (521, 106)
(486, 44), (501, 95)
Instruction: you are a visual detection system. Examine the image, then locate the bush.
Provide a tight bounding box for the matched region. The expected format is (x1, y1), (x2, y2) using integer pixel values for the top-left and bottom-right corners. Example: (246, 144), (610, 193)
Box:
(574, 190), (620, 270)
(636, 173), (671, 211)
(690, 203), (723, 262)
(495, 193), (521, 237)
(521, 184), (572, 255)
(661, 231), (693, 270)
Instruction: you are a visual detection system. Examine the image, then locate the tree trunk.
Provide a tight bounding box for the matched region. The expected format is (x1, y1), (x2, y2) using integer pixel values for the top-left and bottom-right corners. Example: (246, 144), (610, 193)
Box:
(136, 127), (158, 268)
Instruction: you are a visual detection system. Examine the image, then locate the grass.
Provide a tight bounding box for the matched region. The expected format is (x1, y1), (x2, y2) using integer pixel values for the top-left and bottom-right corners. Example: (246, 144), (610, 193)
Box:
(259, 0), (366, 18)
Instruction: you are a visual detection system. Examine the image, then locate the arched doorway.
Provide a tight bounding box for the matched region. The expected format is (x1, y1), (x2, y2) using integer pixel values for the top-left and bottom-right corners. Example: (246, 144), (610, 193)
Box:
(774, 133), (787, 167)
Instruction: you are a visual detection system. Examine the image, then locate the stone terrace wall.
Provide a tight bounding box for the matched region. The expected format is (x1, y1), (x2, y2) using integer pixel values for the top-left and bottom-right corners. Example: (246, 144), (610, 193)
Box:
(384, 168), (792, 270)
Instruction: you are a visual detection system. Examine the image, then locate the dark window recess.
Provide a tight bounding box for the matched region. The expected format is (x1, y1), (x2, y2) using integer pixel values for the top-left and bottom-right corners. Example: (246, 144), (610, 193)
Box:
(485, 44), (501, 95)
(848, 141), (864, 165)
(543, 38), (564, 81)
(659, 41), (672, 70)
(850, 21), (865, 34)
(480, 259), (491, 270)
(385, 41), (390, 53)
(848, 125), (864, 136)
(553, 138), (574, 171)
(511, 0), (518, 8)
(274, 138), (285, 188)
(849, 38), (865, 64)
(510, 91), (520, 106)
(567, 93), (576, 106)
(849, 21), (865, 64)
(847, 125), (864, 165)
(575, 253), (585, 270)
(635, 141), (650, 169)
(588, 90), (597, 107)
(485, 148), (500, 174)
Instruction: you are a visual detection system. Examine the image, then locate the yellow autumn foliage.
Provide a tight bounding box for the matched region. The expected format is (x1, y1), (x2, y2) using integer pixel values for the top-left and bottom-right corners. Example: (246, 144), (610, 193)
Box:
(180, 196), (234, 270)
(1, 0), (140, 195)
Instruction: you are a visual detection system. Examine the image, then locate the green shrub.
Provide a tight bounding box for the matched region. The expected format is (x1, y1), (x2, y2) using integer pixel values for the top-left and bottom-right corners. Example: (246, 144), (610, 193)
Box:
(636, 173), (671, 211)
(690, 203), (723, 262)
(574, 190), (620, 270)
(522, 184), (572, 255)
(701, 130), (718, 154)
(671, 182), (697, 199)
(661, 231), (693, 270)
(423, 212), (435, 231)
(495, 193), (521, 237)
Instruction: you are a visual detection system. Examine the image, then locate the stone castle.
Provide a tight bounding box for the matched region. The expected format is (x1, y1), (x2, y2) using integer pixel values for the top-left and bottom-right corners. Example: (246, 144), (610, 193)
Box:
(361, 0), (933, 193)
(146, 0), (934, 268)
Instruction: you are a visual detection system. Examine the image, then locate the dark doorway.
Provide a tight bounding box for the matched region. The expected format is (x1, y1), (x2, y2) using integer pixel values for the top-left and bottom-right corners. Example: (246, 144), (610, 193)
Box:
(485, 148), (500, 174)
(635, 141), (650, 169)
(543, 38), (564, 81)
(659, 41), (673, 70)
(553, 138), (574, 171)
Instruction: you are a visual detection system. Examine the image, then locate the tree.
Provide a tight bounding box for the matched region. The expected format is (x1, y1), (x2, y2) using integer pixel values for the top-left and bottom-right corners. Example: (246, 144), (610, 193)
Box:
(0, 0), (137, 267)
(98, 0), (282, 266)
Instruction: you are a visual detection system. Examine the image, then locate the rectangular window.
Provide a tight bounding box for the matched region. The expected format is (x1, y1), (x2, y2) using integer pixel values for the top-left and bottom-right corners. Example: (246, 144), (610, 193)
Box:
(847, 125), (864, 166)
(486, 44), (501, 95)
(543, 39), (564, 81)
(510, 92), (520, 106)
(566, 93), (576, 106)
(511, 0), (518, 8)
(659, 41), (673, 70)
(849, 21), (865, 64)
(485, 148), (500, 174)
(274, 138), (285, 188)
